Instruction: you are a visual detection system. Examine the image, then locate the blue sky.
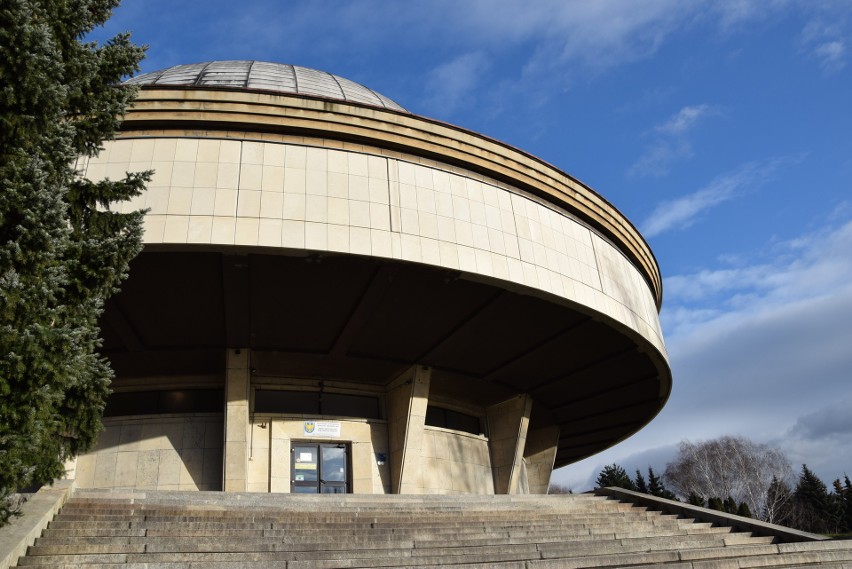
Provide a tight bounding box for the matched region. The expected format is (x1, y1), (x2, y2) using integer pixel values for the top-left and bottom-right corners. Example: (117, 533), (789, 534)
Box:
(92, 0), (852, 491)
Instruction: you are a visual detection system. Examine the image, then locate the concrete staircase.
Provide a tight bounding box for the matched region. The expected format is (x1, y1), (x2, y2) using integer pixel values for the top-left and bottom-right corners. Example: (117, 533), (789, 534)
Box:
(15, 489), (852, 568)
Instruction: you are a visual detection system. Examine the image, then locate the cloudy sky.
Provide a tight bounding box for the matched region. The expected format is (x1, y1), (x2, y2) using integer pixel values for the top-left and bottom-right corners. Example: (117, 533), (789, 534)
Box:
(91, 0), (852, 491)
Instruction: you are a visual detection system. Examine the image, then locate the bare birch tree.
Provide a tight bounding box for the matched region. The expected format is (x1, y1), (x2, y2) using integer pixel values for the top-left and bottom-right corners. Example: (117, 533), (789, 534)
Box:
(663, 436), (794, 522)
(764, 475), (794, 525)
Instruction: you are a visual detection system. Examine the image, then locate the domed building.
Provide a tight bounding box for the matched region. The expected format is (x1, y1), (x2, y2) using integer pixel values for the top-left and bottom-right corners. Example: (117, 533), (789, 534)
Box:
(70, 61), (671, 495)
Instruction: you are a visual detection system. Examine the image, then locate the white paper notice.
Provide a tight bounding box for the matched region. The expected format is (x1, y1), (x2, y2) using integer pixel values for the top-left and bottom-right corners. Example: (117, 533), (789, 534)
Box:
(303, 421), (342, 437)
(299, 452), (313, 462)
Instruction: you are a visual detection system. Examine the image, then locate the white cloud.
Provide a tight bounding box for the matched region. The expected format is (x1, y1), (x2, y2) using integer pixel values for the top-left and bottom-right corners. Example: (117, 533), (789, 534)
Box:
(641, 158), (787, 237)
(520, 0), (689, 74)
(663, 219), (852, 476)
(628, 140), (693, 178)
(710, 0), (770, 30)
(800, 15), (849, 73)
(246, 0), (792, 105)
(789, 396), (852, 441)
(629, 104), (721, 177)
(814, 40), (847, 72)
(113, 0), (848, 126)
(655, 104), (719, 135)
(556, 216), (852, 491)
(665, 219), (852, 318)
(782, 397), (852, 478)
(422, 52), (491, 117)
(641, 172), (739, 236)
(426, 0), (825, 81)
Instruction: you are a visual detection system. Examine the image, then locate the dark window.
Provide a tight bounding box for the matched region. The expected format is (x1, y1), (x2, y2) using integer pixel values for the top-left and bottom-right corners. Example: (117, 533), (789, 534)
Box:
(254, 390), (380, 419)
(425, 406), (481, 435)
(104, 391), (158, 417)
(104, 389), (223, 417)
(254, 390), (317, 414)
(322, 393), (380, 419)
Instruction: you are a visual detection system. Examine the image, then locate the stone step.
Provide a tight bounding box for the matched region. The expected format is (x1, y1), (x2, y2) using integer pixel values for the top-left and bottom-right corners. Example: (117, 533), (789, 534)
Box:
(54, 501), (645, 512)
(43, 519), (692, 537)
(39, 522), (708, 541)
(47, 513), (683, 527)
(24, 535), (772, 568)
(19, 548), (541, 567)
(33, 527), (758, 551)
(20, 542), (852, 569)
(68, 490), (605, 503)
(536, 534), (775, 558)
(64, 500), (610, 507)
(19, 564), (290, 569)
(61, 499), (613, 514)
(42, 520), (720, 542)
(33, 533), (772, 554)
(62, 501), (639, 514)
(20, 554), (852, 569)
(44, 521), (692, 537)
(53, 504), (650, 521)
(681, 543), (852, 567)
(52, 506), (651, 518)
(290, 560), (530, 569)
(58, 506), (641, 517)
(52, 510), (649, 523)
(57, 506), (636, 517)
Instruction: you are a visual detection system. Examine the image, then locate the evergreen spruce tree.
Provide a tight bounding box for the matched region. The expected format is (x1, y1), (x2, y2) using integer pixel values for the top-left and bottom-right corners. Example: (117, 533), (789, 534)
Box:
(0, 0), (147, 524)
(832, 478), (850, 534)
(707, 497), (724, 512)
(687, 492), (705, 507)
(634, 469), (648, 493)
(792, 465), (836, 534)
(647, 467), (676, 500)
(595, 464), (636, 491)
(723, 496), (738, 515)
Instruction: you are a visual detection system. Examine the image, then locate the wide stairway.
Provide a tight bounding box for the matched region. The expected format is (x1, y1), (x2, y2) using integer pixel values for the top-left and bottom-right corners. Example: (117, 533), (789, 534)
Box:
(16, 490), (852, 568)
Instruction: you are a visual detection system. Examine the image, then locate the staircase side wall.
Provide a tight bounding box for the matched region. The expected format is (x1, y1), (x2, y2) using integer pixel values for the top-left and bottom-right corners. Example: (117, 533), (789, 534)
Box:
(418, 427), (493, 494)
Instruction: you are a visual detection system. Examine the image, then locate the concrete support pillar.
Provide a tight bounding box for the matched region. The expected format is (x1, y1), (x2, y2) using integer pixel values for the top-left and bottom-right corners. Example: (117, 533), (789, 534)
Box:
(223, 348), (250, 492)
(523, 425), (560, 494)
(486, 394), (532, 494)
(386, 365), (431, 494)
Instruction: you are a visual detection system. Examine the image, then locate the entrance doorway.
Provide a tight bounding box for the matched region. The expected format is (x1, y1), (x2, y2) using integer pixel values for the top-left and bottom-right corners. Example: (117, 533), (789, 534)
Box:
(291, 442), (349, 493)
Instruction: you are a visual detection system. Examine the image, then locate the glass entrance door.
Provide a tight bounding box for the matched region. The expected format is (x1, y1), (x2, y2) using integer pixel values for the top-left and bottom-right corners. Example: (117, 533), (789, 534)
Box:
(291, 443), (349, 493)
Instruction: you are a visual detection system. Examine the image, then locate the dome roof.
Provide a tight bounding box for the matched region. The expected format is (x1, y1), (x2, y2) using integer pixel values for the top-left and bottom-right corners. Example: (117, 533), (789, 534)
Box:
(126, 60), (407, 112)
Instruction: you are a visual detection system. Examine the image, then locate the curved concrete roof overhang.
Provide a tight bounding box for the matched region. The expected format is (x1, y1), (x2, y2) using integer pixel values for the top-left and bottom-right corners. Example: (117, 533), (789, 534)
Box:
(121, 80), (661, 307)
(97, 64), (671, 467)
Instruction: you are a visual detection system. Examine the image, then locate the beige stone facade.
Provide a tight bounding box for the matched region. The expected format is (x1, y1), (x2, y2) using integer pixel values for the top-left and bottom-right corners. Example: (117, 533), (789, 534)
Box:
(73, 62), (671, 495)
(73, 415), (223, 491)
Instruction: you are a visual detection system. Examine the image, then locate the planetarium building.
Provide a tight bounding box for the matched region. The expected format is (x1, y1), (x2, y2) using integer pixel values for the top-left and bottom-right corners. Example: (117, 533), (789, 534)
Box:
(71, 61), (671, 495)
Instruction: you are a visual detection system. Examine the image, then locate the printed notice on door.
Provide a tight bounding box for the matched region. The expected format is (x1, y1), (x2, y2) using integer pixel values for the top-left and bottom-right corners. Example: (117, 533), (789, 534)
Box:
(303, 420), (341, 437)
